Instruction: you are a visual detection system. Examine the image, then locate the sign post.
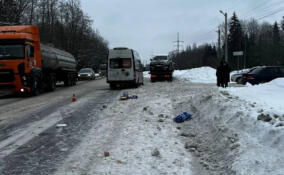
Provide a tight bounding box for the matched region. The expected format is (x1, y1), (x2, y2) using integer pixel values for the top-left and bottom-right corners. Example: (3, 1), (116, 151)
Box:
(233, 51), (244, 70)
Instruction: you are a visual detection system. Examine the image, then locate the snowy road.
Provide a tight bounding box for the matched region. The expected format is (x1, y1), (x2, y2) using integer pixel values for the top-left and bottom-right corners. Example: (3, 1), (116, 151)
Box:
(0, 75), (283, 175)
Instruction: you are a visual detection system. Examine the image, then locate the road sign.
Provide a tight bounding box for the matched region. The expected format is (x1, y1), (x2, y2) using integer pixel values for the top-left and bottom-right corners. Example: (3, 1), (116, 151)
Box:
(233, 51), (243, 56)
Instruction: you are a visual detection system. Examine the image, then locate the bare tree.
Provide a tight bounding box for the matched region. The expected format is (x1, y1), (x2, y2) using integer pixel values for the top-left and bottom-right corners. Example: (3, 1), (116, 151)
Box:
(0, 0), (109, 70)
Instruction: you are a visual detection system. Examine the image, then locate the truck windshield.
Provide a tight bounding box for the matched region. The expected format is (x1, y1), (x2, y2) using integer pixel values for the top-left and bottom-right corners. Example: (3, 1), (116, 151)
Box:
(110, 58), (132, 69)
(153, 56), (167, 61)
(0, 45), (25, 60)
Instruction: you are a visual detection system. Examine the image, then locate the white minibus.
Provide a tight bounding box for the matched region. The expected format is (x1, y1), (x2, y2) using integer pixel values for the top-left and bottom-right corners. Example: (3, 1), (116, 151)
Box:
(107, 47), (144, 89)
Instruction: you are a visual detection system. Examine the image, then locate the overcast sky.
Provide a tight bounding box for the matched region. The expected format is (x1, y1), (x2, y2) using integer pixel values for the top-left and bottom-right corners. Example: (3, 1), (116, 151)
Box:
(81, 0), (284, 63)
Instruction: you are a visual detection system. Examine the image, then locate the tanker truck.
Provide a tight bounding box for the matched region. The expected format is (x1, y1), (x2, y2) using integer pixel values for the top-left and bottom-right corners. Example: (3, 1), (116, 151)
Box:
(0, 25), (77, 96)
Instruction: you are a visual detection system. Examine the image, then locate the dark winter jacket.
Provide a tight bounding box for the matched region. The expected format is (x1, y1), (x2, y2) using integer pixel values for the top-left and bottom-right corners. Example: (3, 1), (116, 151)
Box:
(216, 61), (231, 83)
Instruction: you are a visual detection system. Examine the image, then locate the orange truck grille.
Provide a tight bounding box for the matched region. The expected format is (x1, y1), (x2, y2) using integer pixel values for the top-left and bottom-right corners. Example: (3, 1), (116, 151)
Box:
(0, 69), (14, 82)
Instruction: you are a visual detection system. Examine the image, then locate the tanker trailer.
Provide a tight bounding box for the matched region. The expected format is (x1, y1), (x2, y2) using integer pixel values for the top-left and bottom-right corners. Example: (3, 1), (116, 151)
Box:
(0, 25), (77, 96)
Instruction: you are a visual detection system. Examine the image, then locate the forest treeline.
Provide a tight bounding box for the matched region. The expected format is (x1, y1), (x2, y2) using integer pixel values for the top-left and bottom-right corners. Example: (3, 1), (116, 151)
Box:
(173, 13), (284, 70)
(0, 0), (108, 71)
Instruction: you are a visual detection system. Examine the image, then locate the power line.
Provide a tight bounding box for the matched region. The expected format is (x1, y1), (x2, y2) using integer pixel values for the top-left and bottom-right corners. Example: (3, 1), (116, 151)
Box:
(241, 0), (284, 20)
(182, 0), (284, 46)
(256, 6), (284, 20)
(240, 0), (278, 18)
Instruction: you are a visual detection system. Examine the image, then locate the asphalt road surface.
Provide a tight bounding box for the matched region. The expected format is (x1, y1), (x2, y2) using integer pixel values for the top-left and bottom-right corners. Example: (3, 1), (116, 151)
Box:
(0, 78), (120, 175)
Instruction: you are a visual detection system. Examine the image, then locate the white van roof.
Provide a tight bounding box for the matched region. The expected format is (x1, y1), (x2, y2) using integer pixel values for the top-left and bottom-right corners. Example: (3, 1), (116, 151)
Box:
(109, 48), (133, 59)
(113, 47), (129, 50)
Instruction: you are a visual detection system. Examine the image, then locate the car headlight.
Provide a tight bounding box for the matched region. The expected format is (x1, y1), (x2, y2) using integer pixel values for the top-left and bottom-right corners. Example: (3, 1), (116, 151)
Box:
(88, 74), (91, 77)
(78, 74), (81, 77)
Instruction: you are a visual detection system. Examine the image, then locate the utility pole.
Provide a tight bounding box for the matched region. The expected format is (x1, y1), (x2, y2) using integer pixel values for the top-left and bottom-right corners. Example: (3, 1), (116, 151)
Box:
(173, 32), (184, 54)
(217, 27), (221, 59)
(220, 10), (228, 62)
(244, 39), (247, 69)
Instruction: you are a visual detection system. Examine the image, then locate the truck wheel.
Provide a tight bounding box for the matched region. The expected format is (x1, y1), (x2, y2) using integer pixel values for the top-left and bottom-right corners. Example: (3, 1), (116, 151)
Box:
(134, 82), (138, 88)
(47, 76), (56, 91)
(64, 75), (71, 86)
(110, 83), (116, 90)
(72, 77), (77, 85)
(31, 76), (40, 96)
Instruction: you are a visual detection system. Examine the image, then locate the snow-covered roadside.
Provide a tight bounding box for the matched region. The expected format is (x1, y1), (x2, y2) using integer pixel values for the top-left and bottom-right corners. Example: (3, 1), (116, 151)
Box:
(172, 67), (284, 175)
(225, 78), (284, 114)
(171, 81), (284, 175)
(55, 82), (193, 175)
(143, 71), (150, 79)
(173, 67), (217, 83)
(55, 66), (284, 175)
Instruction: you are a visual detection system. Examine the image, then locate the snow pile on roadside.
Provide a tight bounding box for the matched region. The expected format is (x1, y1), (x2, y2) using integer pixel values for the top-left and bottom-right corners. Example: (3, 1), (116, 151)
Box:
(174, 67), (217, 83)
(225, 78), (284, 113)
(143, 71), (150, 78)
(170, 81), (284, 175)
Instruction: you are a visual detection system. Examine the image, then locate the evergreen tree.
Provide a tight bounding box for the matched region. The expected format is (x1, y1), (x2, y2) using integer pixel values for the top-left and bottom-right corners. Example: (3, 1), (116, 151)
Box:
(272, 22), (281, 65)
(228, 12), (244, 70)
(281, 16), (284, 31)
(273, 22), (280, 45)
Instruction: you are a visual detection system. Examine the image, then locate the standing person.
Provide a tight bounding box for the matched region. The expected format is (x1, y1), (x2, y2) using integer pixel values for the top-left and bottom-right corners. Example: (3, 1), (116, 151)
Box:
(222, 61), (231, 87)
(216, 60), (231, 88)
(216, 60), (224, 87)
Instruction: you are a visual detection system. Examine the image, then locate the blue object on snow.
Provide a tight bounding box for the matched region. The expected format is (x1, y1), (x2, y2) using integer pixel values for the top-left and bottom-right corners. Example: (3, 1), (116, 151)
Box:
(173, 112), (192, 123)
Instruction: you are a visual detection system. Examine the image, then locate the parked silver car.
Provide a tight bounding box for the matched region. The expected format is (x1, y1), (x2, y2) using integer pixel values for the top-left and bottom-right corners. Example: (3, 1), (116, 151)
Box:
(231, 67), (257, 84)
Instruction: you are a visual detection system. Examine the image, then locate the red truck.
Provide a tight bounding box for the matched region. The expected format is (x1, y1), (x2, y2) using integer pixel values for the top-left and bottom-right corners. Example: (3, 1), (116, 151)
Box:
(0, 25), (77, 95)
(150, 55), (174, 82)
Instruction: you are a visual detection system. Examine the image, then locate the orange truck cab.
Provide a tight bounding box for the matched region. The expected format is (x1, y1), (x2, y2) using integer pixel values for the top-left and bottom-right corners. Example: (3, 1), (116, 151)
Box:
(0, 25), (77, 95)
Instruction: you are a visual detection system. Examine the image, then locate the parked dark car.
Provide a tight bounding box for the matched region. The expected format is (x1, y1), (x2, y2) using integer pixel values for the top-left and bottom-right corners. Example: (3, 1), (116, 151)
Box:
(78, 68), (96, 80)
(242, 66), (284, 85)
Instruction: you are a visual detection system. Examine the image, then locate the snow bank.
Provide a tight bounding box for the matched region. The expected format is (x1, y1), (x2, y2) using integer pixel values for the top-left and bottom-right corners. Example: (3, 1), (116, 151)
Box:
(226, 78), (284, 113)
(171, 81), (284, 175)
(174, 67), (217, 83)
(143, 71), (150, 78)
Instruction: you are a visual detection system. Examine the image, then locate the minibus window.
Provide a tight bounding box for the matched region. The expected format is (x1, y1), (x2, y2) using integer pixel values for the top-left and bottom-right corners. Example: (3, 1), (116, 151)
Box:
(110, 58), (132, 69)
